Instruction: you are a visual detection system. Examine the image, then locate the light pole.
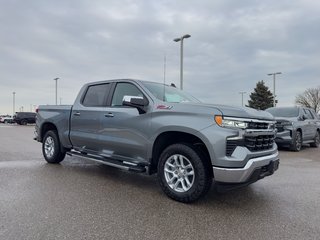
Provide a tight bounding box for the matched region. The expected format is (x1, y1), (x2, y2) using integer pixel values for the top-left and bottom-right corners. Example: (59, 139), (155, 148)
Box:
(267, 72), (282, 107)
(173, 34), (191, 90)
(239, 91), (246, 107)
(53, 77), (59, 105)
(12, 92), (16, 116)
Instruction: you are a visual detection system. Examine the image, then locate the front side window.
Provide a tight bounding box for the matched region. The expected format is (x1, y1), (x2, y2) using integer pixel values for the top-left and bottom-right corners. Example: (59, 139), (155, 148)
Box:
(111, 83), (144, 106)
(82, 83), (111, 107)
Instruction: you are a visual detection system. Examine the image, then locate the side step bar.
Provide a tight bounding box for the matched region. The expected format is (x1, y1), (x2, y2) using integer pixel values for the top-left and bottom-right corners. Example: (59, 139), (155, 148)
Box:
(66, 151), (147, 173)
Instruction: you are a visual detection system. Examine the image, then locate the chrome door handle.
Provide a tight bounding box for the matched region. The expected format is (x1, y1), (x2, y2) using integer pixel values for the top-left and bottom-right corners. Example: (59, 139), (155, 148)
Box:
(104, 113), (114, 117)
(73, 112), (81, 116)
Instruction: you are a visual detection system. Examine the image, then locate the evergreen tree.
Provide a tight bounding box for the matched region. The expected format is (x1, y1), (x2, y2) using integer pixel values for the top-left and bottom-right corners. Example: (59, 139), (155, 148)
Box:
(247, 80), (273, 110)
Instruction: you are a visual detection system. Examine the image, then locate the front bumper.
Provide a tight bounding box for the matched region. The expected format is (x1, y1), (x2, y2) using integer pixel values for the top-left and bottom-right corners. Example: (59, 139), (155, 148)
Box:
(274, 129), (294, 146)
(212, 152), (279, 183)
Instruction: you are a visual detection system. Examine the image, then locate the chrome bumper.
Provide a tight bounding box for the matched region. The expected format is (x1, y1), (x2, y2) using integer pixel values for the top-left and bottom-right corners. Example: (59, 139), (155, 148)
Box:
(212, 152), (279, 183)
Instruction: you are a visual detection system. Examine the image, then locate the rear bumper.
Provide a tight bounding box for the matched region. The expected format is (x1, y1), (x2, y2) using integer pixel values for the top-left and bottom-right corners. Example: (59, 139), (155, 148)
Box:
(212, 152), (279, 183)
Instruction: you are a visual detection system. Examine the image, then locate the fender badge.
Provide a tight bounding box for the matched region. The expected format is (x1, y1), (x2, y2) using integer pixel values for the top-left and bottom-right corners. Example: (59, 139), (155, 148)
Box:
(156, 105), (173, 110)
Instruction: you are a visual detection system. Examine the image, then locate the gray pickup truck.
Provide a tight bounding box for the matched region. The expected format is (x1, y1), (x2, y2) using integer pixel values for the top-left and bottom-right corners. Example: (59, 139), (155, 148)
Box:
(35, 79), (279, 202)
(266, 107), (320, 151)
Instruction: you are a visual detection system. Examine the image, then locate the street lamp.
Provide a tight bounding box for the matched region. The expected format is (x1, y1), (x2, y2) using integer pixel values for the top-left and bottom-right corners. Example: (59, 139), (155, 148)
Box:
(239, 91), (246, 107)
(173, 34), (191, 90)
(267, 72), (282, 107)
(12, 92), (16, 116)
(53, 77), (59, 105)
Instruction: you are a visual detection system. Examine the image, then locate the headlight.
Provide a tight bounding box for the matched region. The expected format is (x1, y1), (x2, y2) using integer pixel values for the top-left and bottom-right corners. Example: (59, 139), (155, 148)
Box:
(215, 115), (248, 129)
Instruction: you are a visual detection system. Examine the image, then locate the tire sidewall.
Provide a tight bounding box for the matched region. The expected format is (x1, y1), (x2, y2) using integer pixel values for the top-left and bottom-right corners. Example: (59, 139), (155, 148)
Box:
(292, 131), (302, 151)
(312, 131), (320, 147)
(42, 130), (63, 163)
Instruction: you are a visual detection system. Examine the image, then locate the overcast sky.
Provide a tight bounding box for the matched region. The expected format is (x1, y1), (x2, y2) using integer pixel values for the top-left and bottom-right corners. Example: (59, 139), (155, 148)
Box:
(0, 0), (319, 114)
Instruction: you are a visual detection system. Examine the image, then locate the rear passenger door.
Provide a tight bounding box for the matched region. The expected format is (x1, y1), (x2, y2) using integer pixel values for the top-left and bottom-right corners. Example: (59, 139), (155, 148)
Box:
(70, 83), (111, 153)
(306, 109), (319, 139)
(302, 108), (314, 140)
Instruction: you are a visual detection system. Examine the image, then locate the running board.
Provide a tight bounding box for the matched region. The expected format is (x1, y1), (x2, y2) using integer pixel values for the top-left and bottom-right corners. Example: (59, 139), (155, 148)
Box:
(66, 151), (147, 173)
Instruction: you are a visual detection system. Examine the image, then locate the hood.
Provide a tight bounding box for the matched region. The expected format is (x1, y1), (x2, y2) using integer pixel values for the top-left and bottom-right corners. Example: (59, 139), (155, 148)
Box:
(273, 116), (298, 122)
(181, 102), (275, 121)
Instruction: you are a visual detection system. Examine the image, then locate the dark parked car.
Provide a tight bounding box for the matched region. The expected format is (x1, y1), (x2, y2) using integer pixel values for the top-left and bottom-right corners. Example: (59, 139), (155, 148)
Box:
(14, 112), (36, 125)
(266, 107), (320, 151)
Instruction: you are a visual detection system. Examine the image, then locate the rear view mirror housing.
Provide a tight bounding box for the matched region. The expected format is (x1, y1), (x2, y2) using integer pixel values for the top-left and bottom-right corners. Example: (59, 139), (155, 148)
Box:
(122, 96), (149, 114)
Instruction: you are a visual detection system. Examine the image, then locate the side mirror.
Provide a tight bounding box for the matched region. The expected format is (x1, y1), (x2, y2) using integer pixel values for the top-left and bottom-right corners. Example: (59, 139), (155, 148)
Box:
(122, 95), (148, 114)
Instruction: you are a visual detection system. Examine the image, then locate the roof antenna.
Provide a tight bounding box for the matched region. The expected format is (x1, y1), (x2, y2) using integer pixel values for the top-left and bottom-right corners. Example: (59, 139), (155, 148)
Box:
(163, 52), (166, 101)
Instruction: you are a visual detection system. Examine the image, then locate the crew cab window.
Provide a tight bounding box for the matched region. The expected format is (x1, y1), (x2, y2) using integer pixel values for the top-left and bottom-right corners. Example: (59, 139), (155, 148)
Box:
(111, 83), (144, 106)
(82, 83), (110, 107)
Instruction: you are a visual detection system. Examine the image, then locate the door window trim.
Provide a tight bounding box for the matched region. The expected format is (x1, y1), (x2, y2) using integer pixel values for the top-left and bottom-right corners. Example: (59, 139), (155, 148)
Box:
(81, 83), (111, 107)
(109, 82), (149, 108)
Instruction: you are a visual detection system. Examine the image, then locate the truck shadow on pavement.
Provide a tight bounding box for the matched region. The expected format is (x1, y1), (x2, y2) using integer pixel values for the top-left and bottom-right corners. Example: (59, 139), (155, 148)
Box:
(41, 155), (274, 210)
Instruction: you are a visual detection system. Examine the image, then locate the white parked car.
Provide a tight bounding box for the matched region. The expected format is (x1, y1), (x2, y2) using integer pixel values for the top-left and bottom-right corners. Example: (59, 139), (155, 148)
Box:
(0, 115), (14, 124)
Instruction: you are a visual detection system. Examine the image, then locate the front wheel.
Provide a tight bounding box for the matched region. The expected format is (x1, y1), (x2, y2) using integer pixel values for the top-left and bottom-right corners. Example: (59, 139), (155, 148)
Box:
(42, 130), (66, 163)
(157, 143), (212, 203)
(291, 131), (302, 152)
(310, 131), (320, 148)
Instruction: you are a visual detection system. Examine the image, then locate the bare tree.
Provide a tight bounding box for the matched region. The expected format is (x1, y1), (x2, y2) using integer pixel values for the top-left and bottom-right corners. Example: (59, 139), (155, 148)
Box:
(295, 86), (320, 113)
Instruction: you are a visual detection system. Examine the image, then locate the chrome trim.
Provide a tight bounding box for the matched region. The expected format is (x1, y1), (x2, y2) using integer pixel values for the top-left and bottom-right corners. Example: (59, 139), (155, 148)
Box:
(245, 129), (276, 133)
(213, 152), (279, 183)
(224, 116), (276, 124)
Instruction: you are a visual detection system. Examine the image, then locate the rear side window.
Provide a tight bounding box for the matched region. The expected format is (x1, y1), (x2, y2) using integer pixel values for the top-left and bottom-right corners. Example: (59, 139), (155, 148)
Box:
(82, 83), (111, 107)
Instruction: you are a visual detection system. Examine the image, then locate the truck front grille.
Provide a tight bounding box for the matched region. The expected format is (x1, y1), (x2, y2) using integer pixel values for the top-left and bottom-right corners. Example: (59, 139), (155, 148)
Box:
(226, 134), (275, 156)
(247, 122), (269, 130)
(275, 121), (285, 132)
(244, 135), (275, 152)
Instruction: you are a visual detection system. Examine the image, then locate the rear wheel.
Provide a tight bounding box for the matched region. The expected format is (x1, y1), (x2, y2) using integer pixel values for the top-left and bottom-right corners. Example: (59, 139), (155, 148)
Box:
(310, 131), (320, 148)
(157, 143), (212, 203)
(42, 130), (66, 163)
(21, 119), (27, 125)
(291, 131), (302, 152)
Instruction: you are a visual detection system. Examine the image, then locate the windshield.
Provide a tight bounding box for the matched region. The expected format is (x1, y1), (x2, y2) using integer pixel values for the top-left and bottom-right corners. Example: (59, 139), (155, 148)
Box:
(141, 82), (200, 103)
(266, 107), (299, 117)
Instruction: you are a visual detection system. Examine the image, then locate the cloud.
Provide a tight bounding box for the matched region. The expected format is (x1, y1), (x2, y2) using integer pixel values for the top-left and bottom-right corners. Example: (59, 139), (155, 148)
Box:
(0, 0), (319, 114)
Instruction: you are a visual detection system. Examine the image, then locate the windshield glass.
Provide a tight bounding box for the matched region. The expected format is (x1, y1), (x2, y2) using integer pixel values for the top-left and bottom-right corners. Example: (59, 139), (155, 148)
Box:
(266, 107), (299, 117)
(141, 82), (200, 103)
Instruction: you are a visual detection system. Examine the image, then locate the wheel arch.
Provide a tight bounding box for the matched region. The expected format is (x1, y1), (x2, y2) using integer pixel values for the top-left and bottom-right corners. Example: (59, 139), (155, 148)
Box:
(149, 131), (212, 175)
(40, 122), (58, 142)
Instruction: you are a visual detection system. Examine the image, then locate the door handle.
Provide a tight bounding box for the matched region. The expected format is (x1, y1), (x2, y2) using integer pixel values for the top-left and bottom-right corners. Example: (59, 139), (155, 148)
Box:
(73, 112), (81, 116)
(104, 113), (114, 118)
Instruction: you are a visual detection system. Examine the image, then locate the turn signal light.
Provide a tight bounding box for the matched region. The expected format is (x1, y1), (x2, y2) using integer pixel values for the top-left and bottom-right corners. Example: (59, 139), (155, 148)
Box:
(214, 115), (223, 126)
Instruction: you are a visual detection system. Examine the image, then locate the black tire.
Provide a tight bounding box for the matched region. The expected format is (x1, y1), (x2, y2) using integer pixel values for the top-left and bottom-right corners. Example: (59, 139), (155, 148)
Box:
(21, 119), (27, 125)
(310, 131), (320, 148)
(157, 143), (212, 203)
(42, 130), (66, 164)
(291, 131), (302, 152)
(4, 120), (8, 124)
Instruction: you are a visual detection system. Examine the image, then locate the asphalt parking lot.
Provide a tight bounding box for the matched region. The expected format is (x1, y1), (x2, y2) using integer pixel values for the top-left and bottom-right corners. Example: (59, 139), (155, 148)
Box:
(0, 125), (320, 240)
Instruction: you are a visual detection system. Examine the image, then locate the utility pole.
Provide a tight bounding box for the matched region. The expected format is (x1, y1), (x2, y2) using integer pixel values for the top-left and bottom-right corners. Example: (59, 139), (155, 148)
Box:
(12, 92), (16, 116)
(173, 34), (191, 90)
(239, 91), (247, 107)
(53, 77), (59, 105)
(267, 72), (282, 107)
